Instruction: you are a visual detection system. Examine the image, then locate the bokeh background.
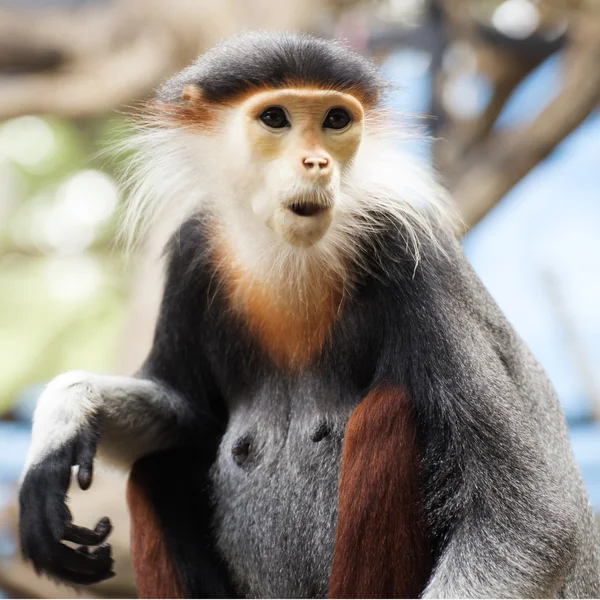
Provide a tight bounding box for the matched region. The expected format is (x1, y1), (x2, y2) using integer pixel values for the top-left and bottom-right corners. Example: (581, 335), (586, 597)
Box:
(1, 0), (599, 597)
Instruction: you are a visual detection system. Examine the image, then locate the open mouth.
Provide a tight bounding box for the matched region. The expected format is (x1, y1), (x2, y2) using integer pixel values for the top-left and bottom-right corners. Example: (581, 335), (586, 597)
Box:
(288, 202), (325, 217)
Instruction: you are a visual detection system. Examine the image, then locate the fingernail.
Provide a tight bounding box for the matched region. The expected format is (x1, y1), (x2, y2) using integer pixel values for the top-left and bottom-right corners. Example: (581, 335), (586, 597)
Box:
(78, 466), (93, 490)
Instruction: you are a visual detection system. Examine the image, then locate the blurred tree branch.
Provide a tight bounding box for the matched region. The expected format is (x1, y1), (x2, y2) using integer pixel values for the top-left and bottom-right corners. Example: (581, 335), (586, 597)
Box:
(448, 31), (600, 227)
(0, 0), (327, 120)
(433, 1), (600, 229)
(361, 0), (600, 229)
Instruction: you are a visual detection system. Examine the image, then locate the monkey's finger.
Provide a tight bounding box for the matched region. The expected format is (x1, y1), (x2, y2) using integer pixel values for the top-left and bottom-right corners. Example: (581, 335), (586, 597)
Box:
(92, 542), (111, 558)
(49, 565), (116, 586)
(63, 518), (112, 545)
(77, 465), (93, 491)
(75, 426), (98, 490)
(73, 543), (110, 557)
(53, 542), (113, 575)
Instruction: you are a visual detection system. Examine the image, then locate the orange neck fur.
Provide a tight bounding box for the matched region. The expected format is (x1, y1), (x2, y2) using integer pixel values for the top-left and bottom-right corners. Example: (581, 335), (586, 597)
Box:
(212, 237), (343, 370)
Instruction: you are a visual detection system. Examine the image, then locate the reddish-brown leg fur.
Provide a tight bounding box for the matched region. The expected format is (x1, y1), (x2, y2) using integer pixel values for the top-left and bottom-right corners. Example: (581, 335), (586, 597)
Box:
(127, 463), (185, 599)
(329, 387), (432, 599)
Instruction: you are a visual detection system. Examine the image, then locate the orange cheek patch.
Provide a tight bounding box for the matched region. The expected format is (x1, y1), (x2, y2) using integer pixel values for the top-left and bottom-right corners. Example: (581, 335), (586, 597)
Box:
(212, 239), (343, 371)
(141, 97), (222, 132)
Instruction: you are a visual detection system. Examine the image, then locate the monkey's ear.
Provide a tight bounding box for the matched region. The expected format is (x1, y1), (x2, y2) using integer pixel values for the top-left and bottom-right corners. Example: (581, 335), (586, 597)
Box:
(181, 84), (202, 102)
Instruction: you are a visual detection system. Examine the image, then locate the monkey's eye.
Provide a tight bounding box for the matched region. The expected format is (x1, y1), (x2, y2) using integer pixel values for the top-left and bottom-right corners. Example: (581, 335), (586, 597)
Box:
(323, 108), (351, 130)
(259, 107), (289, 129)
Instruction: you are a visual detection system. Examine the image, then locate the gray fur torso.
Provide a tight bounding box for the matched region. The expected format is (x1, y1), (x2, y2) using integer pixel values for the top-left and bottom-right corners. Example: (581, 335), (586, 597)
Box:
(210, 375), (357, 598)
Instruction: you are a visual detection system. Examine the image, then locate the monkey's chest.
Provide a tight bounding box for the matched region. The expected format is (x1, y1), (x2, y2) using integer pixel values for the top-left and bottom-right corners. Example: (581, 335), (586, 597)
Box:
(210, 389), (353, 599)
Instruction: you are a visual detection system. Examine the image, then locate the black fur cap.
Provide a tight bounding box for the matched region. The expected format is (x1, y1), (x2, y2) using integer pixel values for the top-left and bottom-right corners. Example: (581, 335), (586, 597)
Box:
(157, 31), (388, 106)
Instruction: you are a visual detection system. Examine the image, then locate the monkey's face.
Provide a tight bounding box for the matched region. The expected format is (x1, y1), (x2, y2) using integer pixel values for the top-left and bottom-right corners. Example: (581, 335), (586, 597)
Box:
(230, 89), (364, 248)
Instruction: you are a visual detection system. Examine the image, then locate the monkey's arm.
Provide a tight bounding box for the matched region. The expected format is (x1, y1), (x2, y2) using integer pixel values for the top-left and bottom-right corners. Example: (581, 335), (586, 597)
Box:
(418, 292), (579, 596)
(419, 444), (578, 600)
(19, 371), (192, 585)
(18, 221), (227, 589)
(403, 235), (580, 598)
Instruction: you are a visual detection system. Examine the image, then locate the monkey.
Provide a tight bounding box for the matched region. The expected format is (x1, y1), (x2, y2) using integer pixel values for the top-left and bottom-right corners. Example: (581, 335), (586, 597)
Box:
(18, 31), (600, 599)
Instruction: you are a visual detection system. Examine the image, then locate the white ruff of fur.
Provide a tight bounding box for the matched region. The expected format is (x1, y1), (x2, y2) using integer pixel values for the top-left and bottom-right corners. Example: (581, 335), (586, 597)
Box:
(116, 118), (455, 294)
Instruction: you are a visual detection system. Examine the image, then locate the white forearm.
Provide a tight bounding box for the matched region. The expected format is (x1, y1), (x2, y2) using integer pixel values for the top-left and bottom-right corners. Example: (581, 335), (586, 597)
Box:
(25, 370), (188, 473)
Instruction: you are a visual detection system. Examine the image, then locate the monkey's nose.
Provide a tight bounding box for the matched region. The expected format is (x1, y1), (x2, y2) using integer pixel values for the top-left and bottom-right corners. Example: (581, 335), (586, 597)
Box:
(303, 156), (331, 173)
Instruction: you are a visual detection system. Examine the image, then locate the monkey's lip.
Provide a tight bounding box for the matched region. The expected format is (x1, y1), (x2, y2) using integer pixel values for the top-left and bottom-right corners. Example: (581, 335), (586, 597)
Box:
(286, 201), (330, 218)
(273, 202), (334, 247)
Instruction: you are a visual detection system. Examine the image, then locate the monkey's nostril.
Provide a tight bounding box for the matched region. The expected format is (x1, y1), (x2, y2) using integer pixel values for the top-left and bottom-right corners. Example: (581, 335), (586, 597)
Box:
(290, 202), (323, 217)
(303, 156), (330, 170)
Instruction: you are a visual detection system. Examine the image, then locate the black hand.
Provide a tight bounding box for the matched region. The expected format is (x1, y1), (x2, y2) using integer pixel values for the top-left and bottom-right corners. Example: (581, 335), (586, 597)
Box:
(19, 424), (114, 585)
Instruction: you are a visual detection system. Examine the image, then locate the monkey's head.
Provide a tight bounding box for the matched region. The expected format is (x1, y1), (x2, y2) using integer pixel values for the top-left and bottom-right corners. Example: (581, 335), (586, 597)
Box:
(124, 32), (449, 268)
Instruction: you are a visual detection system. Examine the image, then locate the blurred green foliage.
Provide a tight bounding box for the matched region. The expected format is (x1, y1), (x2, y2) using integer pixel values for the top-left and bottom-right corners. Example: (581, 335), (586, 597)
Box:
(0, 115), (131, 413)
